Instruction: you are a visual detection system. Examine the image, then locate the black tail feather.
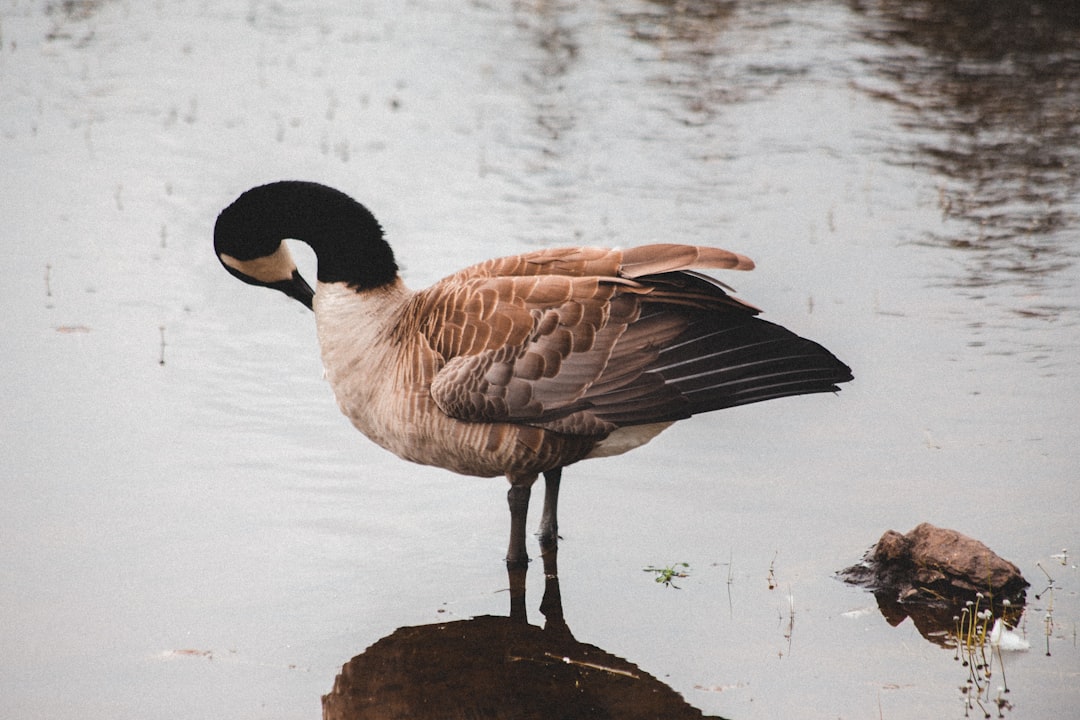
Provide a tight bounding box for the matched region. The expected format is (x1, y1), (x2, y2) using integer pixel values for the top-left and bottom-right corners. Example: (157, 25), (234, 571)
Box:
(588, 306), (851, 427)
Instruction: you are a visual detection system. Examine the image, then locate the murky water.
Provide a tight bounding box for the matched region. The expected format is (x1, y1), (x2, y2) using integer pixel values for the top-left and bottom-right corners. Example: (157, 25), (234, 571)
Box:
(2, 1), (1078, 718)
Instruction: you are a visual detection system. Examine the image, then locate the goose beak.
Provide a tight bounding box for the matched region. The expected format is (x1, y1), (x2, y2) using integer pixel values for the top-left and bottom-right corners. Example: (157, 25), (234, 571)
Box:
(269, 269), (315, 310)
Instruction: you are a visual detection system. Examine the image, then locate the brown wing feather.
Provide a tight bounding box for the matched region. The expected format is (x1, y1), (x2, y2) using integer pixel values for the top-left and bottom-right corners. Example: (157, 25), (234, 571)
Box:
(441, 246), (625, 283)
(619, 243), (755, 277)
(418, 243), (849, 437)
(425, 275), (627, 423)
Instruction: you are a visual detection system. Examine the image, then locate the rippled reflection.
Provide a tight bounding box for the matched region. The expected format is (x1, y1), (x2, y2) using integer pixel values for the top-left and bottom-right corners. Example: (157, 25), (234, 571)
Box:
(868, 588), (1026, 648)
(618, 0), (738, 124)
(846, 573), (1030, 717)
(850, 0), (1080, 292)
(865, 587), (1030, 717)
(323, 551), (727, 720)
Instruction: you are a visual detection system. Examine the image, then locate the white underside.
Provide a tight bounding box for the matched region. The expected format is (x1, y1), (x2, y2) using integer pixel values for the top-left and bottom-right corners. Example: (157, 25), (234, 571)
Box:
(584, 422), (673, 459)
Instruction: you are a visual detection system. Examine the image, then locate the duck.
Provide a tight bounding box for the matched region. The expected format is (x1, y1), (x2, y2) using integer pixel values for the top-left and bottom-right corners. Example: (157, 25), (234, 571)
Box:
(214, 180), (853, 567)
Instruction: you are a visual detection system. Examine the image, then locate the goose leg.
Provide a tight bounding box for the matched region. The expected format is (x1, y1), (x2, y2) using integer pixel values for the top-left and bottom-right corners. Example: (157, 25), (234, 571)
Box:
(507, 562), (528, 623)
(537, 467), (562, 552)
(538, 544), (571, 636)
(506, 481), (533, 568)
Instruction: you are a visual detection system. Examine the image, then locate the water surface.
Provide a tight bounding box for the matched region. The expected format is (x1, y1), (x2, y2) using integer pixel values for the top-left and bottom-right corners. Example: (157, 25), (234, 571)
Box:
(2, 1), (1077, 718)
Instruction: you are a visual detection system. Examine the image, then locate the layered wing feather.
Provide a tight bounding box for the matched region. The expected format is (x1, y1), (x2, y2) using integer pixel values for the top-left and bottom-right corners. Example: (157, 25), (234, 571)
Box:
(413, 244), (850, 439)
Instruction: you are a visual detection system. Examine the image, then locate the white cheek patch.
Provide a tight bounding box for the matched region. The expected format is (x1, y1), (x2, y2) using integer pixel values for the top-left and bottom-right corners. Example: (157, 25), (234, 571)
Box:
(220, 242), (299, 284)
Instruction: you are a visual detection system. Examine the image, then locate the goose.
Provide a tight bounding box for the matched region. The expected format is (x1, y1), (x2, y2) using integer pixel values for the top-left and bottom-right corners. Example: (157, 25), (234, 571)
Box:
(214, 181), (853, 567)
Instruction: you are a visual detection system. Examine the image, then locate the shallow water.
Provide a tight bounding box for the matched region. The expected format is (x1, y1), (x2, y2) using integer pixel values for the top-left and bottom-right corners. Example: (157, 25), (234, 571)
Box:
(2, 1), (1078, 718)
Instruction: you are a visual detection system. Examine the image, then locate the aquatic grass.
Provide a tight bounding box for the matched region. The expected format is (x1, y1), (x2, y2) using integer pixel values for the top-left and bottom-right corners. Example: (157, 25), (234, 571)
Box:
(643, 562), (690, 589)
(951, 547), (1070, 716)
(725, 550), (734, 617)
(780, 587), (796, 658)
(1033, 561), (1057, 657)
(951, 590), (1031, 718)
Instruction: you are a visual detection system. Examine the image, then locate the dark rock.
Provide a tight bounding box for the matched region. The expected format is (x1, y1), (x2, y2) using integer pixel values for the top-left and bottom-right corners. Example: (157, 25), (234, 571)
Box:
(840, 523), (1028, 644)
(843, 522), (1029, 600)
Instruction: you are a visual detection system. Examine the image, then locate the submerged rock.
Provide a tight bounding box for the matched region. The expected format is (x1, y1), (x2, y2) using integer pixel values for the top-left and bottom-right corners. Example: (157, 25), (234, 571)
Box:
(858, 522), (1029, 599)
(840, 523), (1028, 643)
(842, 522), (1029, 600)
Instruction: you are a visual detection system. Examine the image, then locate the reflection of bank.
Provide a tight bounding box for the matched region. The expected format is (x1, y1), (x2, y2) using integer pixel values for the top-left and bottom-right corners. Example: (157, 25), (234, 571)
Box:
(323, 551), (727, 720)
(850, 0), (1080, 291)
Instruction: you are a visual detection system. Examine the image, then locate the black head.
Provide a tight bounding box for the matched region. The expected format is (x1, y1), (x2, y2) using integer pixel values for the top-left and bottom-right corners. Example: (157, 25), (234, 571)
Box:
(214, 181), (399, 308)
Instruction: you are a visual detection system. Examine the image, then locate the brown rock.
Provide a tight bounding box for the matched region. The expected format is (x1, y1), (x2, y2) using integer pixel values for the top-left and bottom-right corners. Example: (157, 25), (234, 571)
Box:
(843, 522), (1029, 602)
(840, 523), (1029, 644)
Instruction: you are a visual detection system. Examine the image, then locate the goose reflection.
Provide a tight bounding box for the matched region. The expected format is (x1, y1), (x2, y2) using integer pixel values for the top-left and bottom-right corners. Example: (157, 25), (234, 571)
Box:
(323, 550), (728, 720)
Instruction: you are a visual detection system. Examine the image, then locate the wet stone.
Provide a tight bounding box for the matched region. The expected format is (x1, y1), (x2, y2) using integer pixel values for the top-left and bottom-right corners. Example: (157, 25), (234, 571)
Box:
(841, 522), (1029, 605)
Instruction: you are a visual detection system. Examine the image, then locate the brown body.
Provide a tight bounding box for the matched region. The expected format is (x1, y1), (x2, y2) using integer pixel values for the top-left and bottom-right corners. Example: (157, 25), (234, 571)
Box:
(313, 245), (754, 484)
